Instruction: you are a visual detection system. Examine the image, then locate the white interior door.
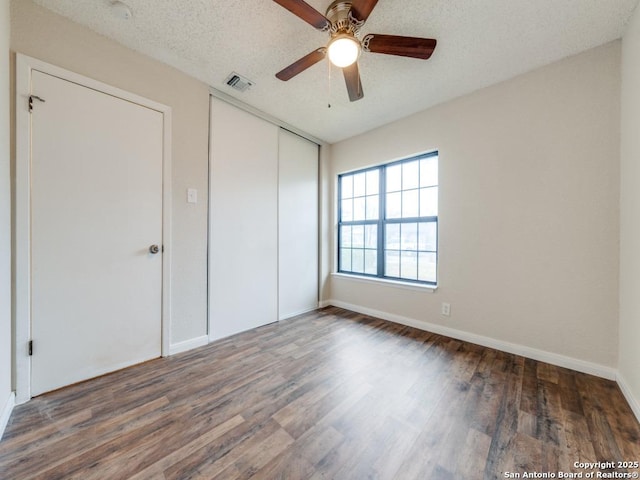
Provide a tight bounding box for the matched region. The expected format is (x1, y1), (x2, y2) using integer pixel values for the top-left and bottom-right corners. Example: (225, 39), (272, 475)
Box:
(278, 129), (319, 319)
(30, 70), (163, 396)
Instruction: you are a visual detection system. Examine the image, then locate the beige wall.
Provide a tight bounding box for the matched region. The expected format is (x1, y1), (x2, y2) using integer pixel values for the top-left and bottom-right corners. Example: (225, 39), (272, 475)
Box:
(619, 4), (640, 416)
(10, 0), (210, 345)
(1, 0), (12, 435)
(319, 145), (332, 302)
(329, 42), (621, 370)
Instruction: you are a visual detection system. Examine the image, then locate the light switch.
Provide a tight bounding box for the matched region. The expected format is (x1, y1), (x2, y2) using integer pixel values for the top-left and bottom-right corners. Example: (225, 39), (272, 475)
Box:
(187, 188), (197, 204)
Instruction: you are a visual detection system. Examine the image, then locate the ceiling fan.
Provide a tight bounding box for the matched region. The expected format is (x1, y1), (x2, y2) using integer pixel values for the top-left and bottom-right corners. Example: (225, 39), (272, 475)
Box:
(273, 0), (437, 102)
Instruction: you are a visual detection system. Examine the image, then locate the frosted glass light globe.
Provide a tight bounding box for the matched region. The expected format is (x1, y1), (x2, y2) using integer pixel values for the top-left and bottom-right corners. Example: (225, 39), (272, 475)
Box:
(327, 35), (361, 68)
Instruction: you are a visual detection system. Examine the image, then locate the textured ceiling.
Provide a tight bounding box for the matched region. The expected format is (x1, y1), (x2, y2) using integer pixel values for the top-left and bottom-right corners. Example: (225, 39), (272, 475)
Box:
(33, 0), (640, 143)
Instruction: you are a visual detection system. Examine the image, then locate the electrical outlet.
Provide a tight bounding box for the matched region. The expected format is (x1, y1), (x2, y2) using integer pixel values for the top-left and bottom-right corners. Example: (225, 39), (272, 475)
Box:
(441, 302), (451, 316)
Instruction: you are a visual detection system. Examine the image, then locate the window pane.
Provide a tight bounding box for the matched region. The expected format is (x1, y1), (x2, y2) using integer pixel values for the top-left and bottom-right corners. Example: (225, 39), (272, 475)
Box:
(402, 189), (419, 218)
(401, 223), (418, 250)
(366, 170), (379, 195)
(386, 164), (402, 192)
(400, 251), (418, 280)
(385, 250), (400, 278)
(418, 222), (437, 251)
(340, 225), (352, 247)
(364, 249), (377, 275)
(365, 195), (379, 220)
(341, 198), (353, 221)
(352, 225), (364, 248)
(352, 249), (364, 273)
(418, 252), (437, 283)
(365, 224), (377, 249)
(353, 197), (366, 221)
(340, 248), (352, 271)
(420, 187), (438, 217)
(420, 157), (438, 187)
(386, 192), (401, 219)
(403, 160), (419, 190)
(386, 223), (400, 250)
(353, 172), (366, 197)
(341, 175), (353, 199)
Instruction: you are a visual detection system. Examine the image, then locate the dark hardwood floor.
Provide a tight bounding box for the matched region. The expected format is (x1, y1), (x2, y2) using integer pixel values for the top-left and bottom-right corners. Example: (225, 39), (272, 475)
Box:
(1, 307), (639, 479)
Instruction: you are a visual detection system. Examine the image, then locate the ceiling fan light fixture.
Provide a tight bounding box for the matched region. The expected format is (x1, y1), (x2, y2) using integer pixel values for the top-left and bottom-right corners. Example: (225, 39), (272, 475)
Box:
(327, 34), (361, 68)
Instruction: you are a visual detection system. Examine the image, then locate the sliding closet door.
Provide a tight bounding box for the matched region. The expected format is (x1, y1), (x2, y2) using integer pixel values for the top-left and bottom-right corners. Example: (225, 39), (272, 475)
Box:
(278, 129), (319, 319)
(209, 97), (278, 340)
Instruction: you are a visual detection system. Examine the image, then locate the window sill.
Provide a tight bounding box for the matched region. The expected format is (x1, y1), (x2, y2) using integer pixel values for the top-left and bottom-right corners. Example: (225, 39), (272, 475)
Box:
(331, 273), (438, 293)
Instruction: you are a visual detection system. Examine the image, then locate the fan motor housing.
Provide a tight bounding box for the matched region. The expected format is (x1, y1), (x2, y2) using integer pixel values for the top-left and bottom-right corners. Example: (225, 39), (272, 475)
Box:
(326, 1), (361, 37)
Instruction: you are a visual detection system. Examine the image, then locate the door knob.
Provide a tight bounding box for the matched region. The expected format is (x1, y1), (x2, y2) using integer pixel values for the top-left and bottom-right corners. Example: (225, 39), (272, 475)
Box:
(149, 244), (160, 254)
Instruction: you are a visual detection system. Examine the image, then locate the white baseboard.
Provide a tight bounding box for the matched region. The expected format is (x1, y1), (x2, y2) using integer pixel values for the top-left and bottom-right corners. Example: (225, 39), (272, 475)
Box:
(0, 391), (15, 441)
(325, 300), (617, 381)
(318, 300), (332, 308)
(169, 335), (209, 355)
(617, 373), (640, 423)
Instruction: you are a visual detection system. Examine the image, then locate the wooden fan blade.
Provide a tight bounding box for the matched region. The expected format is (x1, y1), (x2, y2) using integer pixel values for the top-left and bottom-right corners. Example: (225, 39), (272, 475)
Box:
(343, 62), (364, 102)
(273, 0), (330, 31)
(363, 34), (437, 59)
(349, 0), (379, 23)
(276, 48), (326, 81)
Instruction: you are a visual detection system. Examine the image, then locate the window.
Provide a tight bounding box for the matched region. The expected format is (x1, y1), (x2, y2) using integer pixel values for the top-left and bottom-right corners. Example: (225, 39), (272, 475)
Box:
(338, 152), (438, 285)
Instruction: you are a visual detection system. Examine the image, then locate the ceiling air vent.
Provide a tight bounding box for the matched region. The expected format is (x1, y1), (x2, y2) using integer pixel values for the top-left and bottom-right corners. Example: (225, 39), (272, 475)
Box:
(225, 72), (254, 92)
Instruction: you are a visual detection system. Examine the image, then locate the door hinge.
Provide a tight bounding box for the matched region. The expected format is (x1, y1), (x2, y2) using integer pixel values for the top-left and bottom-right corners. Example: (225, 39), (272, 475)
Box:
(28, 340), (33, 356)
(29, 95), (46, 113)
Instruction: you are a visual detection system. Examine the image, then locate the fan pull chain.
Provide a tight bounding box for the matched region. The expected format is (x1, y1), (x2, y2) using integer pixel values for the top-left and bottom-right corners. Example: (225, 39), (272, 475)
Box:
(327, 58), (332, 108)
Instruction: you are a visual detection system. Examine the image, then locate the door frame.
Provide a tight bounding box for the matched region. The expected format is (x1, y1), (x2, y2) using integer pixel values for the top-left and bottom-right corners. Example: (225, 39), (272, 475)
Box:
(15, 54), (172, 403)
